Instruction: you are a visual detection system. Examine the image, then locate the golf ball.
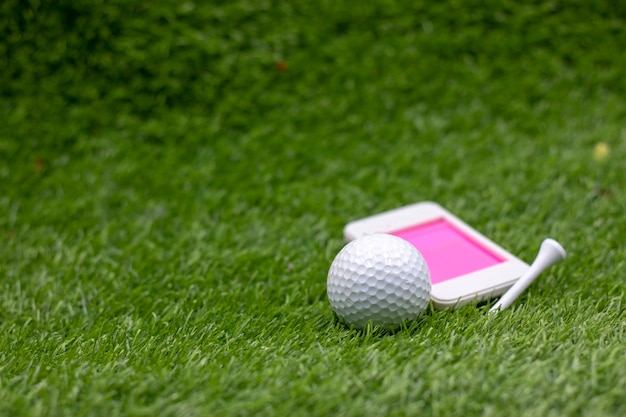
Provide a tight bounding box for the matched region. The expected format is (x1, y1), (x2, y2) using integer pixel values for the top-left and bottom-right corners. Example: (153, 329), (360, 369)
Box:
(327, 233), (431, 329)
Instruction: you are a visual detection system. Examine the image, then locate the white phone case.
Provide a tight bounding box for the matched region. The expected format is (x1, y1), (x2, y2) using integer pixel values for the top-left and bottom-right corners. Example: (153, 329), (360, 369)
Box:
(344, 202), (529, 309)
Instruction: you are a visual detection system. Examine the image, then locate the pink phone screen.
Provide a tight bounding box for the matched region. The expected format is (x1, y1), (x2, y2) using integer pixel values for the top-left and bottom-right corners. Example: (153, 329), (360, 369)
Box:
(391, 219), (505, 284)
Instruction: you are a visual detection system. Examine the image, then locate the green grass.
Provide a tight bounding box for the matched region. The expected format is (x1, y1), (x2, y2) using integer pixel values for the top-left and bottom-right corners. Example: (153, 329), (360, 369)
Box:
(1, 1), (625, 415)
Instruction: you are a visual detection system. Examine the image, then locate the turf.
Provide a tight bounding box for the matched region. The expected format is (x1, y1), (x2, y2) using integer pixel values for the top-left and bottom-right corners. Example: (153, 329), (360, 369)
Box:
(1, 1), (625, 416)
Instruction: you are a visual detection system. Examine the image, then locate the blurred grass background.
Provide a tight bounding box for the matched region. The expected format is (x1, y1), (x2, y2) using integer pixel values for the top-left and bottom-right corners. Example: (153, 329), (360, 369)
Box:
(1, 1), (625, 416)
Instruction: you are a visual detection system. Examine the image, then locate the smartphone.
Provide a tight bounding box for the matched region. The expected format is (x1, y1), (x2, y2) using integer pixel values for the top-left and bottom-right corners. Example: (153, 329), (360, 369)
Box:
(343, 202), (529, 309)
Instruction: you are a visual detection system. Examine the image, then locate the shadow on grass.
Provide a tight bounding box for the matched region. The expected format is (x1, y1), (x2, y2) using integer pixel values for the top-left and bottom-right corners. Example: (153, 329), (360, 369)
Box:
(327, 298), (506, 340)
(329, 303), (456, 339)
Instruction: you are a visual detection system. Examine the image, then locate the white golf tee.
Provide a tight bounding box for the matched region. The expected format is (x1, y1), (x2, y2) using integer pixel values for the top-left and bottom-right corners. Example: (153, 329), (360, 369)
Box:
(490, 238), (566, 313)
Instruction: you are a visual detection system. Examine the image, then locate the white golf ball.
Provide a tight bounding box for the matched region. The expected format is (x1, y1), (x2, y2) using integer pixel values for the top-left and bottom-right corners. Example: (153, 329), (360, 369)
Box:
(327, 233), (431, 329)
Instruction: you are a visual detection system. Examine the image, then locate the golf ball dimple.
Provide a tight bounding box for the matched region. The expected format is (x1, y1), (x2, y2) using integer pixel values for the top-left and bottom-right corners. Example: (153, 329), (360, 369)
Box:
(327, 234), (431, 329)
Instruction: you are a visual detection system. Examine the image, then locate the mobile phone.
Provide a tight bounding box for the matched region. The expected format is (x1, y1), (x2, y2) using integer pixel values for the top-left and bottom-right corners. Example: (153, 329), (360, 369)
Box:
(343, 202), (529, 309)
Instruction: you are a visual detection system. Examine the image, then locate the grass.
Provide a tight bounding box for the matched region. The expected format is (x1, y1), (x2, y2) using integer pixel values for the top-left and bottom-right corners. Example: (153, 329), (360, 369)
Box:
(1, 1), (625, 415)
